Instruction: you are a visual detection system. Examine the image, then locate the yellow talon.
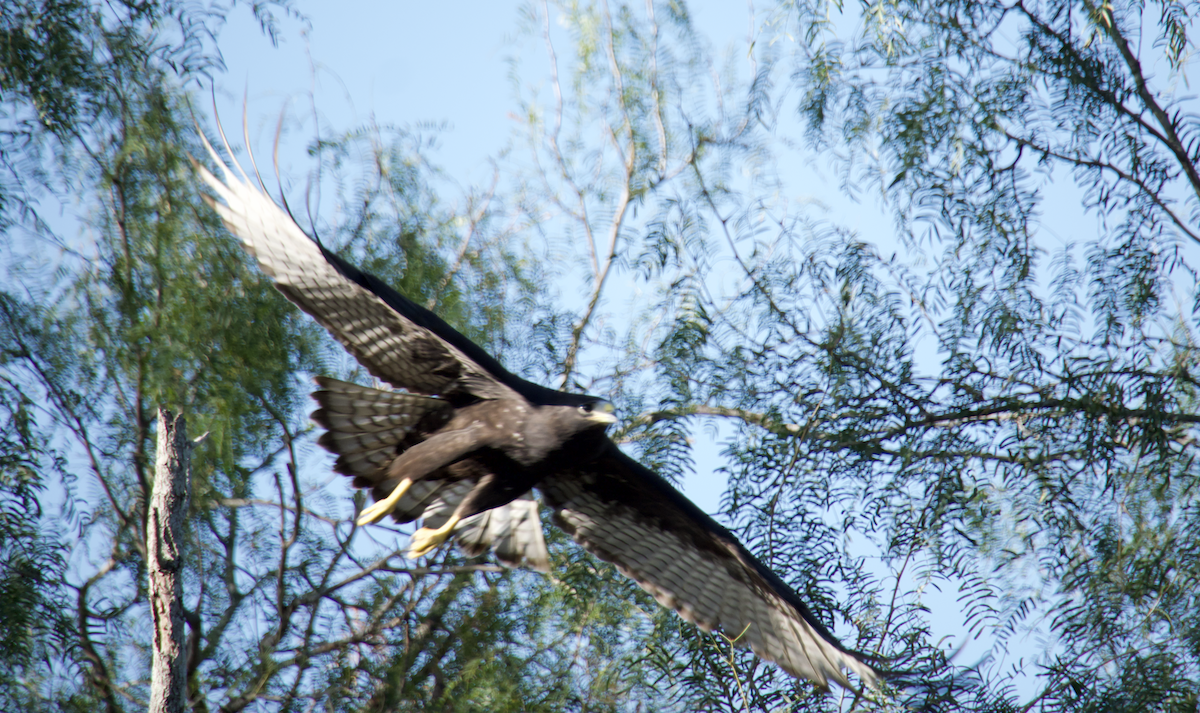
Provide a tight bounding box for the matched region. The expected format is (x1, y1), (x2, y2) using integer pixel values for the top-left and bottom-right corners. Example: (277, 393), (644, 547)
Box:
(356, 478), (413, 525)
(407, 515), (461, 559)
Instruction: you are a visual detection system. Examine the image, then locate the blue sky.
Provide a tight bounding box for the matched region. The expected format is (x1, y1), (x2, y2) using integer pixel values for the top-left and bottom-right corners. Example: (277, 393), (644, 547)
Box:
(214, 2), (529, 183)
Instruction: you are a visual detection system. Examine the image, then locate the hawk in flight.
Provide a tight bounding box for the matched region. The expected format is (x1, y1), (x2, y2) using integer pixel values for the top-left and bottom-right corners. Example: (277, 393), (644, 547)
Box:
(197, 130), (879, 692)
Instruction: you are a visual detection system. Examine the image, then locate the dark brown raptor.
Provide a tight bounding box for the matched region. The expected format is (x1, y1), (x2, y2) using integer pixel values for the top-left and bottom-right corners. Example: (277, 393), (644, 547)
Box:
(197, 130), (880, 692)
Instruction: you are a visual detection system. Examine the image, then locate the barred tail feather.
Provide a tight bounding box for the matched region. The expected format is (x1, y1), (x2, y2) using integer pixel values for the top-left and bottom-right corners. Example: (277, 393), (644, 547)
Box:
(310, 376), (451, 487)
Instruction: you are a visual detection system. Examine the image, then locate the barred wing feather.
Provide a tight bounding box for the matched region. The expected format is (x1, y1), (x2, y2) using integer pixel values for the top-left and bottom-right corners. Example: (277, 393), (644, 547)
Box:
(196, 138), (515, 401)
(539, 444), (879, 691)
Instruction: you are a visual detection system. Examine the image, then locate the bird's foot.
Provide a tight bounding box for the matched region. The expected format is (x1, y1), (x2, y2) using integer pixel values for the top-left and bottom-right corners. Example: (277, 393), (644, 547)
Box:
(407, 515), (461, 559)
(356, 478), (413, 526)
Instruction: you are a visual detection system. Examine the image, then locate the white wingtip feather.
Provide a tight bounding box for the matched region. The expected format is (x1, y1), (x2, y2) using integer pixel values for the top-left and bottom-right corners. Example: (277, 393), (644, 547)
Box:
(196, 127), (234, 186)
(195, 122), (333, 293)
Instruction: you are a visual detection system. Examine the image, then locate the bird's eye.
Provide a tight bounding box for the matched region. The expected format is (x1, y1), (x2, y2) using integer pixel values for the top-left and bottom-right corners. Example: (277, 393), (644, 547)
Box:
(579, 403), (594, 414)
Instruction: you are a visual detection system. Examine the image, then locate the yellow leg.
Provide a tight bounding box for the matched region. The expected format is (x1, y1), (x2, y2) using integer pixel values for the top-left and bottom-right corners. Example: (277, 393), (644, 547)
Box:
(407, 515), (461, 559)
(357, 478), (413, 526)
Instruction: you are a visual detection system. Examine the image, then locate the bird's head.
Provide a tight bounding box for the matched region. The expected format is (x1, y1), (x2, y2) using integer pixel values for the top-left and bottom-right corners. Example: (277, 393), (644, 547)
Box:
(528, 397), (618, 449)
(571, 399), (617, 430)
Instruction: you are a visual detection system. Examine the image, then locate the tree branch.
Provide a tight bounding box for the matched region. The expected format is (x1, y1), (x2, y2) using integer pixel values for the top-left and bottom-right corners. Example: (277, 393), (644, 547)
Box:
(148, 409), (193, 713)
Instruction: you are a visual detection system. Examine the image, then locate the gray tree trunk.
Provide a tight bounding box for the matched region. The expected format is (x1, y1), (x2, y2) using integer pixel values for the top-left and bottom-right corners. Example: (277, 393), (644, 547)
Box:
(148, 409), (192, 713)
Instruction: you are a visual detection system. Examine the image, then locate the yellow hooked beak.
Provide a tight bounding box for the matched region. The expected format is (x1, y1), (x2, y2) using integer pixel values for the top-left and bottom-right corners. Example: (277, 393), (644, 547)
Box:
(588, 400), (617, 424)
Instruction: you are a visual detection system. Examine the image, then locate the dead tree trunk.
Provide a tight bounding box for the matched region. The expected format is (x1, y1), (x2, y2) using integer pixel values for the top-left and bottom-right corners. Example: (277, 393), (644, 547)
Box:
(148, 409), (192, 713)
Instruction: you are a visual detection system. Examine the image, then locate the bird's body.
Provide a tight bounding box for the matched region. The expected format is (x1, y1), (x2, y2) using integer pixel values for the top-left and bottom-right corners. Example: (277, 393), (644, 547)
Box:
(331, 388), (616, 551)
(197, 127), (881, 693)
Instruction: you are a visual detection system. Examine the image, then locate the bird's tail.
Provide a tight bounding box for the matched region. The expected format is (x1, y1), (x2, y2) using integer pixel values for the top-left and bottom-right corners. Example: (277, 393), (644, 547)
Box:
(310, 376), (549, 571)
(310, 375), (452, 493)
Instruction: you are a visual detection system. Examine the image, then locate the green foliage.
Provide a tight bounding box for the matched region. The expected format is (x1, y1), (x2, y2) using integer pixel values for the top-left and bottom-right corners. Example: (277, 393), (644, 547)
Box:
(312, 125), (532, 358)
(773, 1), (1200, 708)
(5, 0), (1200, 711)
(0, 0), (294, 232)
(504, 0), (1200, 710)
(0, 294), (72, 711)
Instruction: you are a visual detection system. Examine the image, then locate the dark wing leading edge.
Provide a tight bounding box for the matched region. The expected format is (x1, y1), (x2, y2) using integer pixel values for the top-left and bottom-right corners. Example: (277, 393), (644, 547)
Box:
(196, 134), (565, 404)
(539, 442), (880, 692)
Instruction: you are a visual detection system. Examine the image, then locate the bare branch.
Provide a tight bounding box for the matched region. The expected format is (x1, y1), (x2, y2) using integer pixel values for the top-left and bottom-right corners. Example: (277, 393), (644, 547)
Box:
(1002, 130), (1200, 246)
(148, 409), (192, 713)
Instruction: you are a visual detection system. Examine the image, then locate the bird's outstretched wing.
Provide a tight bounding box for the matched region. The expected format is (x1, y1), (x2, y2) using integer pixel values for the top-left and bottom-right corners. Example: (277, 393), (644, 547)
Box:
(540, 443), (880, 691)
(196, 133), (524, 401)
